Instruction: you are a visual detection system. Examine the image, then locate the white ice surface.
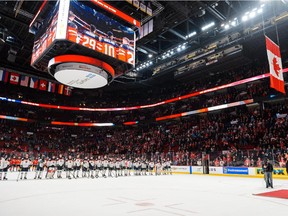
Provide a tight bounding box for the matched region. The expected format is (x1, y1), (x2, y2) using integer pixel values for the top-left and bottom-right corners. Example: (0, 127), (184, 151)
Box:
(0, 172), (287, 216)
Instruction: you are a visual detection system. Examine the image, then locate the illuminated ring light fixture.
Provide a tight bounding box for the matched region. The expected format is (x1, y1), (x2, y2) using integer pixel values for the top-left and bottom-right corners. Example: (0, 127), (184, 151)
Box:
(48, 55), (115, 89)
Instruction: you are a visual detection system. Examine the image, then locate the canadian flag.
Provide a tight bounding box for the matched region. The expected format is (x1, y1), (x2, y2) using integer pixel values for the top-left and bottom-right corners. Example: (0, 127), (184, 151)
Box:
(266, 36), (286, 94)
(10, 72), (20, 85)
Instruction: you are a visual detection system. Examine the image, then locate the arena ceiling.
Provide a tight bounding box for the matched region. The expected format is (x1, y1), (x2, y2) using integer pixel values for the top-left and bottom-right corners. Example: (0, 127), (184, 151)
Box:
(0, 0), (288, 91)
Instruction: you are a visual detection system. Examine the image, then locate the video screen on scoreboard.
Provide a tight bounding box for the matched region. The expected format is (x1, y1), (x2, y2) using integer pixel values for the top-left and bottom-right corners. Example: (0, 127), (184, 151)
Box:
(31, 1), (59, 65)
(67, 0), (135, 66)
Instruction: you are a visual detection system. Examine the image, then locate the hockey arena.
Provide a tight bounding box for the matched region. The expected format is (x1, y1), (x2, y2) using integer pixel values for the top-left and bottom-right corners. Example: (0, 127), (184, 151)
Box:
(1, 0), (288, 216)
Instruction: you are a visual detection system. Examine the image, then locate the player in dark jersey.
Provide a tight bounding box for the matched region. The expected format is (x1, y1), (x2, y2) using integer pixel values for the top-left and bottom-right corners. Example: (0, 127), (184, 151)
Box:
(34, 156), (45, 179)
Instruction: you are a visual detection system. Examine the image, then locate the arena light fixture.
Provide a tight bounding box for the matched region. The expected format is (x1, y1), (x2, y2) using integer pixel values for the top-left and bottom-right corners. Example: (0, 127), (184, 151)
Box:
(242, 15), (248, 21)
(148, 54), (153, 58)
(186, 31), (197, 38)
(201, 22), (215, 31)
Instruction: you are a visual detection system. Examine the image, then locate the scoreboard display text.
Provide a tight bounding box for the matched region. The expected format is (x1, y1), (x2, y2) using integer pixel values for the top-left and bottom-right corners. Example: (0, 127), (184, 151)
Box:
(67, 0), (135, 65)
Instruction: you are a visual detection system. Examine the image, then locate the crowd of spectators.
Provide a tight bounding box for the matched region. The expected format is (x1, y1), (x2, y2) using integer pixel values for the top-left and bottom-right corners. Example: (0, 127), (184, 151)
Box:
(1, 102), (287, 167)
(1, 62), (288, 168)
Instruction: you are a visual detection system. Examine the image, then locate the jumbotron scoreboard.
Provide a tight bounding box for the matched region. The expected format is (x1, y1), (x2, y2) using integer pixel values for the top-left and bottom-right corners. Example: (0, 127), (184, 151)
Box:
(30, 0), (139, 89)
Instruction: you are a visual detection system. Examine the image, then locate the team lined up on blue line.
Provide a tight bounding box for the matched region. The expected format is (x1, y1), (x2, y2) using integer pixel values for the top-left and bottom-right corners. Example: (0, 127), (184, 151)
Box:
(0, 154), (173, 180)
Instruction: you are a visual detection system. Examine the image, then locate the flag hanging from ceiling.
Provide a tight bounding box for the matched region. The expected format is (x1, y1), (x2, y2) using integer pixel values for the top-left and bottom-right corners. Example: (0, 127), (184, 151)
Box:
(0, 69), (9, 82)
(47, 82), (56, 93)
(20, 75), (29, 87)
(64, 86), (72, 96)
(58, 84), (64, 94)
(30, 77), (39, 89)
(10, 72), (20, 85)
(39, 80), (47, 91)
(266, 36), (286, 94)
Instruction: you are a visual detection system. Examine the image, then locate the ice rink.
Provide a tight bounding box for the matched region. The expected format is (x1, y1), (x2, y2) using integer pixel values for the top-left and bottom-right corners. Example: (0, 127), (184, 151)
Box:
(0, 172), (287, 216)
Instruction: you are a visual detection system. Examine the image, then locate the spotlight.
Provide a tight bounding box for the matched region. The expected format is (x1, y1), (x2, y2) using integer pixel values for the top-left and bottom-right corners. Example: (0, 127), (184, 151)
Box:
(249, 11), (256, 18)
(201, 22), (215, 31)
(242, 15), (248, 22)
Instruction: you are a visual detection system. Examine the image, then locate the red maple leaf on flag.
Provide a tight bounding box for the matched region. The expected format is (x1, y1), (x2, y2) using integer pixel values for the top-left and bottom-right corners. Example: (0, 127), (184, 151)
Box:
(272, 57), (281, 77)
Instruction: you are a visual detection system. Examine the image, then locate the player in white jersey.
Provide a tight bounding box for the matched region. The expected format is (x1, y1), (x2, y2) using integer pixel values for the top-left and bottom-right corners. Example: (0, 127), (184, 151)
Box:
(127, 158), (133, 176)
(102, 157), (108, 178)
(0, 155), (9, 180)
(34, 156), (45, 179)
(162, 159), (167, 175)
(166, 159), (172, 175)
(108, 159), (115, 177)
(148, 160), (155, 175)
(46, 156), (57, 179)
(20, 154), (31, 180)
(89, 156), (95, 178)
(95, 156), (102, 178)
(132, 159), (137, 176)
(115, 158), (121, 178)
(82, 157), (89, 178)
(74, 155), (81, 178)
(141, 160), (148, 175)
(155, 160), (162, 176)
(65, 155), (74, 179)
(56, 154), (65, 178)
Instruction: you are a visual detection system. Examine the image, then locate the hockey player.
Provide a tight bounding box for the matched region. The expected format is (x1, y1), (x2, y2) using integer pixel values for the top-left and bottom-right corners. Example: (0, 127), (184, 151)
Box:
(102, 156), (108, 178)
(34, 156), (45, 179)
(155, 160), (162, 176)
(65, 155), (74, 179)
(89, 156), (95, 178)
(0, 155), (5, 180)
(108, 158), (115, 177)
(95, 156), (103, 178)
(74, 155), (82, 178)
(115, 158), (121, 178)
(20, 154), (31, 180)
(120, 157), (126, 176)
(162, 159), (167, 175)
(141, 160), (147, 175)
(10, 156), (16, 172)
(166, 158), (172, 175)
(32, 157), (38, 171)
(16, 156), (21, 171)
(0, 155), (9, 180)
(127, 158), (133, 176)
(148, 160), (155, 176)
(56, 154), (65, 178)
(82, 156), (89, 178)
(46, 156), (57, 179)
(134, 159), (140, 176)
